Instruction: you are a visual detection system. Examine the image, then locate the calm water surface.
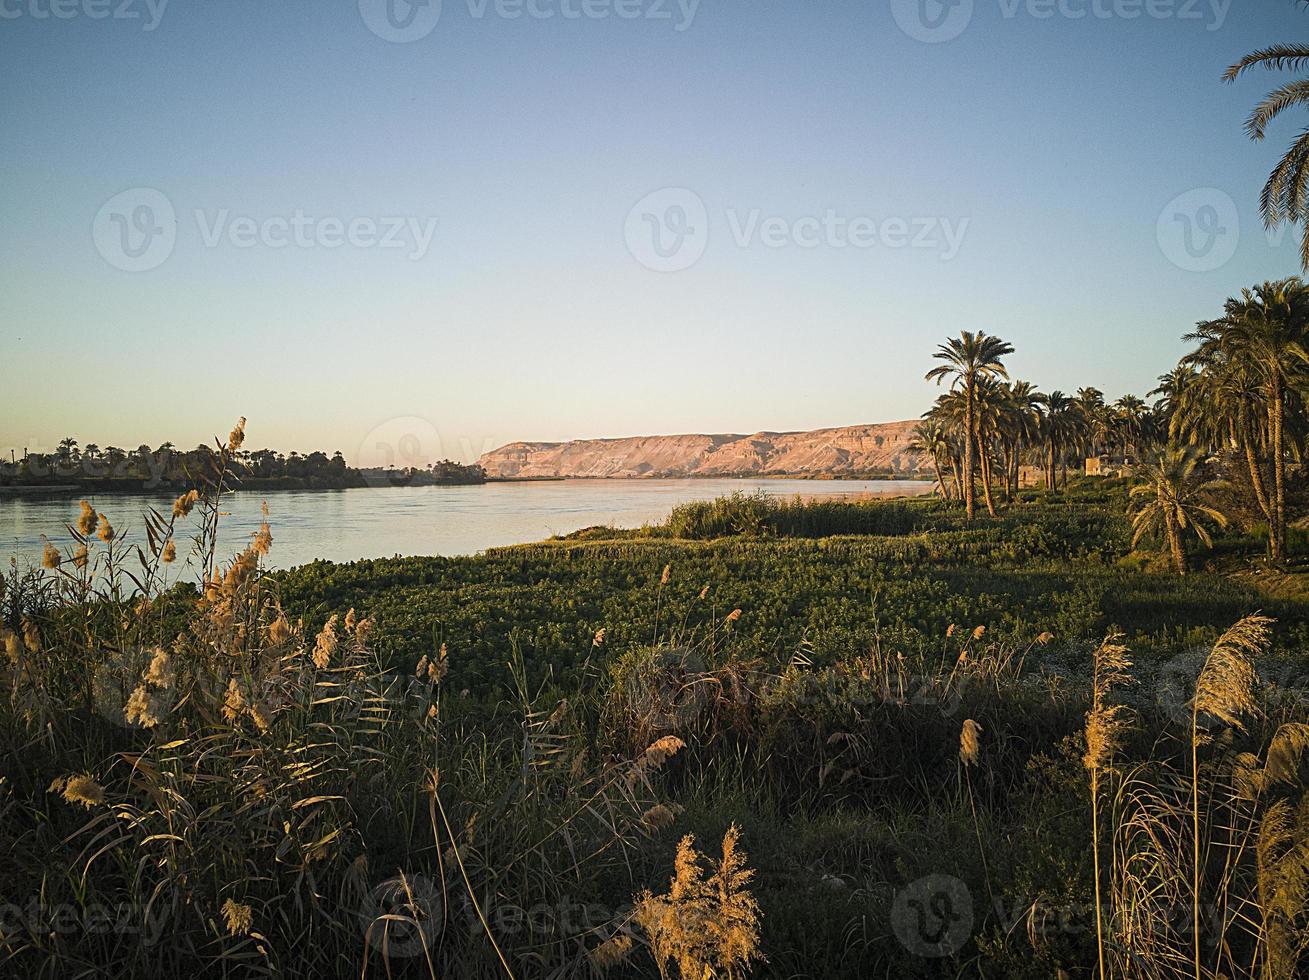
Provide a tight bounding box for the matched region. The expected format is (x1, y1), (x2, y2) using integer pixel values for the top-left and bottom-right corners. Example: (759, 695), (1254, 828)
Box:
(1, 478), (932, 571)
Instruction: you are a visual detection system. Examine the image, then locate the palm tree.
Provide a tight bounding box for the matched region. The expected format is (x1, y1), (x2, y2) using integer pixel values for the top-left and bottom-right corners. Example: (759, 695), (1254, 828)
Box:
(999, 380), (1041, 500)
(910, 418), (953, 498)
(1129, 447), (1229, 576)
(1149, 366), (1195, 428)
(973, 376), (1007, 517)
(925, 331), (1014, 521)
(1074, 387), (1108, 459)
(1225, 13), (1309, 268)
(1186, 278), (1309, 559)
(1113, 394), (1150, 461)
(1039, 391), (1074, 489)
(1173, 352), (1276, 547)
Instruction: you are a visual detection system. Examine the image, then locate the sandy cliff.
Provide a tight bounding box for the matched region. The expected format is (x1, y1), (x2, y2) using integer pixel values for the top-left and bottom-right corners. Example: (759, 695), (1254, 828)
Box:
(478, 421), (926, 479)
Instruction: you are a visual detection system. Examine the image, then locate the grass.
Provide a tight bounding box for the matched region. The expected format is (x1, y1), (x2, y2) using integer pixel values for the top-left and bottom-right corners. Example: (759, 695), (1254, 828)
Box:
(5, 441), (1309, 978)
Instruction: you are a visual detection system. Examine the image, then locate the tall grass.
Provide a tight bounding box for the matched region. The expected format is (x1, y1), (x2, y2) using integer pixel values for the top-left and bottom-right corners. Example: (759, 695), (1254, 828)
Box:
(6, 459), (1309, 978)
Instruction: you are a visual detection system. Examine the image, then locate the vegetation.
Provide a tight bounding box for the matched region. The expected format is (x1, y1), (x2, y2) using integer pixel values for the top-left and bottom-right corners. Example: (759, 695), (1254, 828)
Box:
(0, 430), (484, 493)
(7, 403), (1309, 977)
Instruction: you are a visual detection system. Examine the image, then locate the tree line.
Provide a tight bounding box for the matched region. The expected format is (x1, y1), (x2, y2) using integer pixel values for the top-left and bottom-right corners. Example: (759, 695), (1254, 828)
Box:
(918, 278), (1309, 572)
(0, 440), (486, 491)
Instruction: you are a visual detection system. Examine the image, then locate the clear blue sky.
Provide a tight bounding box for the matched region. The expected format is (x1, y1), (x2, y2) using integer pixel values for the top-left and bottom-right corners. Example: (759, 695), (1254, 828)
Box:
(2, 0), (1307, 464)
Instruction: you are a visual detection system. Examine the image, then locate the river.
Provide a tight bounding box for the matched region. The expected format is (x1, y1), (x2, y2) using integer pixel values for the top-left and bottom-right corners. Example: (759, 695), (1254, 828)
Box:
(0, 477), (933, 571)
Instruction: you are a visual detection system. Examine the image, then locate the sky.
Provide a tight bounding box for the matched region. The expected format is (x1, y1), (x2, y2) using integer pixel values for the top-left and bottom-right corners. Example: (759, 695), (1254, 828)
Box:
(2, 0), (1308, 466)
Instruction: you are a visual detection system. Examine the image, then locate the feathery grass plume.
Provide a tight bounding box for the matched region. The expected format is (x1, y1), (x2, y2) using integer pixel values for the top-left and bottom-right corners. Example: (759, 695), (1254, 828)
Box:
(972, 625), (987, 640)
(251, 521), (272, 556)
(430, 642), (449, 682)
(124, 684), (161, 728)
(640, 803), (677, 833)
(1, 629), (20, 663)
(228, 417), (246, 451)
(1193, 613), (1270, 733)
(76, 499), (97, 535)
(633, 825), (763, 980)
(52, 773), (105, 808)
(161, 538), (176, 563)
(1188, 613), (1273, 980)
(144, 647), (173, 687)
(725, 609), (742, 624)
(40, 538), (60, 569)
(1083, 633), (1133, 980)
(639, 735), (685, 772)
(248, 699), (272, 733)
(312, 614), (338, 669)
(590, 933), (634, 971)
(172, 489), (199, 518)
(1263, 723), (1309, 790)
(1084, 635), (1133, 773)
(344, 608), (357, 632)
(96, 514), (114, 543)
(267, 610), (292, 647)
(593, 627), (606, 647)
(1249, 731), (1309, 978)
(221, 899), (253, 937)
(629, 735), (686, 790)
(708, 824), (763, 977)
(960, 718), (983, 766)
(1037, 631), (1054, 645)
(660, 564), (671, 586)
(222, 678), (246, 723)
(353, 616), (372, 645)
(72, 544), (88, 569)
(21, 620), (40, 654)
(946, 623), (957, 638)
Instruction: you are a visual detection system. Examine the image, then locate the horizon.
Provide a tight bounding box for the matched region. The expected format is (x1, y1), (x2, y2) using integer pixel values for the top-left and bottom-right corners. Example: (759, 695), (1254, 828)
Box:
(4, 2), (1308, 465)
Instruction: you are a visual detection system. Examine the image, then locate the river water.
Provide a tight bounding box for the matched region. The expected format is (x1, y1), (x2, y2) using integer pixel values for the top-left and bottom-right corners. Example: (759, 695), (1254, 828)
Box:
(1, 477), (932, 571)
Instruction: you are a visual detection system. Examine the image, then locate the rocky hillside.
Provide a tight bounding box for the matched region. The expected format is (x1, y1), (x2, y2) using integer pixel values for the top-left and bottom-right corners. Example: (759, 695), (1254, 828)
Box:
(478, 421), (927, 479)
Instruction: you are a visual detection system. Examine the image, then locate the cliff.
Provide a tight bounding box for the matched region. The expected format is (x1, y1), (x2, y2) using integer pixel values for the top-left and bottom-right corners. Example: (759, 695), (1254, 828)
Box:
(478, 421), (927, 479)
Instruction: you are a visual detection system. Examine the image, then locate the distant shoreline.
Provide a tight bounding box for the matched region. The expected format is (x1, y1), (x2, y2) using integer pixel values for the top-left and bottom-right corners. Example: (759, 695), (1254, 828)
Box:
(487, 472), (928, 483)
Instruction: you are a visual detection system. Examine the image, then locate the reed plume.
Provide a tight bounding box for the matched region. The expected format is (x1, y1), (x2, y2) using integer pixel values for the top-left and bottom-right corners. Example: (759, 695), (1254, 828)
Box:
(1084, 633), (1133, 980)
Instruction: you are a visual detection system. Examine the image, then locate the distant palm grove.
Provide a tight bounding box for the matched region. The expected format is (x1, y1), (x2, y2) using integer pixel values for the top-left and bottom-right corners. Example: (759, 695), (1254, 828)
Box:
(916, 278), (1309, 572)
(0, 436), (485, 491)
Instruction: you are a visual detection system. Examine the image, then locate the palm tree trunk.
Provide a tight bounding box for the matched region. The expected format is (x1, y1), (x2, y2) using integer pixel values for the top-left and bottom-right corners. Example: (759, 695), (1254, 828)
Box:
(930, 454), (947, 499)
(1271, 372), (1286, 561)
(1241, 429), (1273, 527)
(980, 435), (998, 517)
(964, 383), (976, 522)
(1166, 515), (1188, 576)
